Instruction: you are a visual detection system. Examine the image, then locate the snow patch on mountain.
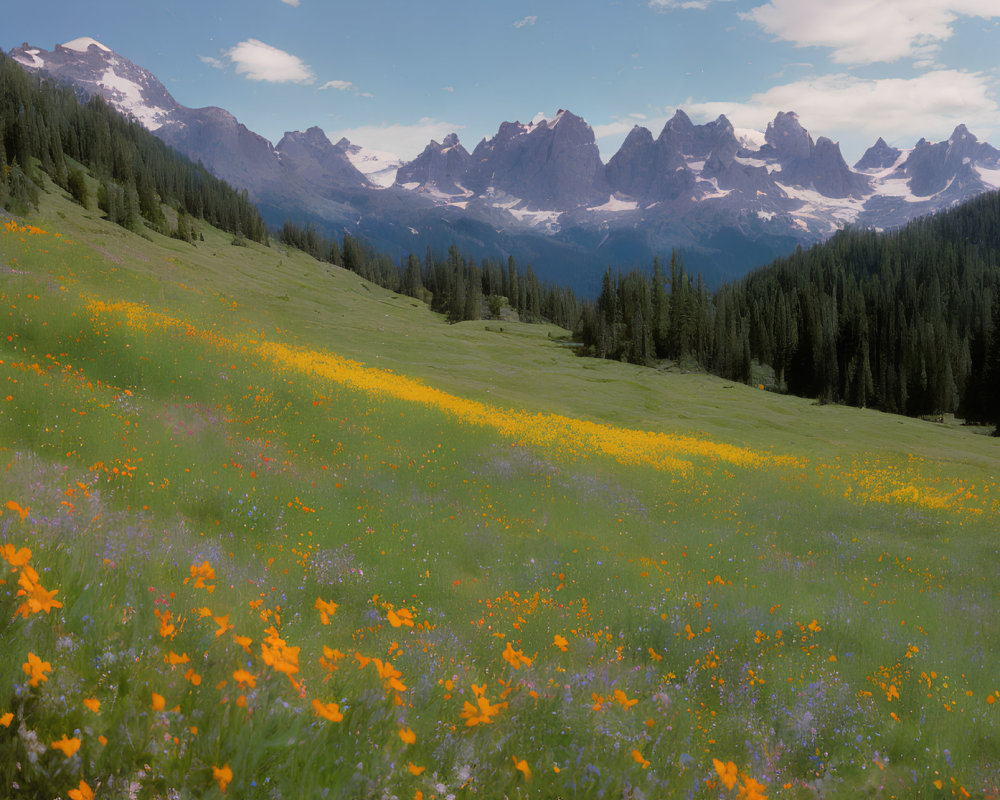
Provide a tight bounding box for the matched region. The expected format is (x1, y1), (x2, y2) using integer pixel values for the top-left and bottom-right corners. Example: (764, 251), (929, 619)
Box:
(98, 67), (171, 130)
(698, 177), (732, 201)
(735, 127), (767, 151)
(522, 109), (567, 135)
(12, 49), (45, 68)
(342, 143), (402, 188)
(975, 164), (1000, 189)
(876, 178), (922, 201)
(778, 183), (866, 231)
(61, 37), (112, 53)
(508, 207), (562, 231)
(589, 195), (639, 212)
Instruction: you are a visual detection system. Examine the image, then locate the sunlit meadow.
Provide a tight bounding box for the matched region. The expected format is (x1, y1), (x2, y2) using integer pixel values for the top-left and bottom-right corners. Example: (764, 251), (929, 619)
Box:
(1, 186), (998, 799)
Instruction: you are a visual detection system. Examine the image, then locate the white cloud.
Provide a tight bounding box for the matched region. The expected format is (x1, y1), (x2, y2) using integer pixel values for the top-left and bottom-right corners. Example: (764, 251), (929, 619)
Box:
(649, 0), (731, 10)
(592, 120), (649, 140)
(743, 0), (1000, 65)
(224, 39), (315, 84)
(321, 80), (355, 92)
(326, 118), (466, 161)
(442, 86), (455, 93)
(281, 0), (300, 5)
(593, 115), (672, 160)
(685, 70), (1000, 155)
(513, 15), (538, 28)
(320, 79), (373, 98)
(200, 55), (224, 69)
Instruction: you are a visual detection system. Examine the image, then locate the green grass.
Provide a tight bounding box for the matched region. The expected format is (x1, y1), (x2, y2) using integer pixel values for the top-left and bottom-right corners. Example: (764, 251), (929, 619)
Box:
(0, 182), (998, 798)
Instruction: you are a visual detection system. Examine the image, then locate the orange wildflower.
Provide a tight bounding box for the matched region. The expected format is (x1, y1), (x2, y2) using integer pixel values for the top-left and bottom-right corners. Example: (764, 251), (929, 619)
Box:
(152, 692), (166, 711)
(312, 699), (343, 722)
(15, 566), (62, 617)
(68, 779), (94, 800)
(232, 669), (256, 689)
(740, 775), (768, 799)
(374, 658), (407, 693)
(460, 688), (505, 726)
(408, 762), (425, 776)
(0, 543), (31, 567)
(631, 748), (650, 769)
(155, 609), (176, 638)
(83, 698), (101, 713)
(51, 735), (81, 758)
(502, 641), (532, 669)
(0, 712), (13, 727)
(213, 764), (233, 793)
(614, 688), (638, 709)
(552, 634), (569, 652)
(5, 500), (29, 521)
(315, 597), (338, 624)
(22, 652), (52, 687)
(184, 561), (216, 591)
(387, 606), (414, 628)
(261, 634), (300, 676)
(513, 756), (532, 781)
(714, 759), (739, 791)
(399, 726), (416, 745)
(213, 613), (233, 637)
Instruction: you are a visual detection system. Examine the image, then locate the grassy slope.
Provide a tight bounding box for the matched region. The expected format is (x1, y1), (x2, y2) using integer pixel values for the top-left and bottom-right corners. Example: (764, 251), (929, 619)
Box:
(0, 182), (998, 799)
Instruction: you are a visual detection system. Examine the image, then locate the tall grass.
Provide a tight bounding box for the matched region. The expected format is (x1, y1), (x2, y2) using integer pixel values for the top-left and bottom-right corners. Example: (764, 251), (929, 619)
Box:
(0, 192), (997, 798)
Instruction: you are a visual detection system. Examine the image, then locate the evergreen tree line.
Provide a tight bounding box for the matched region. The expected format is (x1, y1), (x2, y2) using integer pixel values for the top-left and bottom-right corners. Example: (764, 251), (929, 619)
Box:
(278, 221), (582, 329)
(0, 52), (267, 242)
(577, 193), (1000, 427)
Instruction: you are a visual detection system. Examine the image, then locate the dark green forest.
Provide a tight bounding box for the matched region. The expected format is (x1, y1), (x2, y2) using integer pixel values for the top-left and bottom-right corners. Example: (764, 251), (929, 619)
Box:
(578, 197), (1000, 426)
(3, 50), (998, 428)
(277, 220), (580, 330)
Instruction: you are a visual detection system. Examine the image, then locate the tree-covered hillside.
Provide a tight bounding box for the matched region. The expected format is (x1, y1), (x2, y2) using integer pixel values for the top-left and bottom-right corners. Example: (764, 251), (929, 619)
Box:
(0, 52), (266, 241)
(580, 193), (1000, 426)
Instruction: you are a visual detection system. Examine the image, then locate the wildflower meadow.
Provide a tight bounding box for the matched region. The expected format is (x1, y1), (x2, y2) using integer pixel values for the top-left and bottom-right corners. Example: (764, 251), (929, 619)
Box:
(1, 188), (998, 798)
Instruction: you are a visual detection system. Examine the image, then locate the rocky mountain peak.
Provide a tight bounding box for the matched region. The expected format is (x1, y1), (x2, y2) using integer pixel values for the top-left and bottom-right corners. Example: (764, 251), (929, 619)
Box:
(276, 127), (370, 190)
(764, 111), (813, 162)
(9, 38), (179, 130)
(855, 137), (902, 171)
(394, 134), (472, 196)
(466, 109), (606, 208)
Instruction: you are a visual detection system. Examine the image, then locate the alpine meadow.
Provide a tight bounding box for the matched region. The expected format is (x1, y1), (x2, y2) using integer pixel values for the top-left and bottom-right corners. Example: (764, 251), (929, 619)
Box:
(2, 35), (1000, 800)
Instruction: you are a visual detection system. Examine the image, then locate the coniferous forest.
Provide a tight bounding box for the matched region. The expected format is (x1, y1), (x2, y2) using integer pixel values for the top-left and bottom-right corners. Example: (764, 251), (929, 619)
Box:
(578, 195), (1000, 427)
(3, 50), (998, 428)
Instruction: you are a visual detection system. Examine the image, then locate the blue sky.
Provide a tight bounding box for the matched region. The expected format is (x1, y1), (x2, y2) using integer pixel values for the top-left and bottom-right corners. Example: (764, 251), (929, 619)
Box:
(6, 1), (1000, 163)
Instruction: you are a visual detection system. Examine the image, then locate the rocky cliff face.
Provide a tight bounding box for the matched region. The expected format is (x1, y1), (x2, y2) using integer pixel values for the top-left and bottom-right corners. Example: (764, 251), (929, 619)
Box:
(275, 127), (371, 192)
(465, 110), (608, 209)
(394, 133), (473, 197)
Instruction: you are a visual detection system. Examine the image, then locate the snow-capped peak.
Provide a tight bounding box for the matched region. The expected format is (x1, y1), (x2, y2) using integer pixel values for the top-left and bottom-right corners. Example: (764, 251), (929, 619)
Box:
(61, 37), (112, 53)
(340, 141), (402, 188)
(735, 127), (766, 152)
(12, 39), (178, 132)
(523, 109), (568, 135)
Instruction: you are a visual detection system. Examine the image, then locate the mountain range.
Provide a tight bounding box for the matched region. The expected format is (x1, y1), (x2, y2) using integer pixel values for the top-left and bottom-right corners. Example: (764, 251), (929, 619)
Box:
(10, 37), (1000, 293)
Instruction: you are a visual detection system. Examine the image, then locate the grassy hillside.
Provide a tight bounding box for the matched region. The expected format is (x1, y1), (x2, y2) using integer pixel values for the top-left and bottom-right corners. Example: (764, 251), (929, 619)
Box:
(1, 182), (998, 799)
